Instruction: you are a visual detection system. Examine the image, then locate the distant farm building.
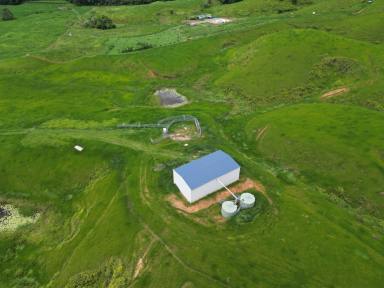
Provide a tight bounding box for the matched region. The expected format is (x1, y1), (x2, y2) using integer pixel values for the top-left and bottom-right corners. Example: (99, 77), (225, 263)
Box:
(74, 145), (84, 152)
(173, 150), (240, 203)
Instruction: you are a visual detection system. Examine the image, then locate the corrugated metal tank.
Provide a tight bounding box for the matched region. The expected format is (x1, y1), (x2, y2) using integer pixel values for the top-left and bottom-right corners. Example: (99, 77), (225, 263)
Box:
(240, 193), (255, 209)
(221, 201), (239, 218)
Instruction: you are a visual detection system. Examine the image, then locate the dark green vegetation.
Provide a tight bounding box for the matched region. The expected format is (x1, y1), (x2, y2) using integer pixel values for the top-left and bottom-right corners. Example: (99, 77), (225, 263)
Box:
(220, 0), (242, 4)
(1, 7), (14, 20)
(0, 0), (23, 4)
(84, 14), (116, 29)
(69, 0), (169, 6)
(0, 0), (383, 287)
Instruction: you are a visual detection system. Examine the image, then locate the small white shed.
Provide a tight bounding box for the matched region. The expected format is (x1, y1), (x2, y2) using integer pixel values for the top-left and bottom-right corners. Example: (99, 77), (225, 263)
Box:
(173, 150), (240, 203)
(74, 145), (84, 152)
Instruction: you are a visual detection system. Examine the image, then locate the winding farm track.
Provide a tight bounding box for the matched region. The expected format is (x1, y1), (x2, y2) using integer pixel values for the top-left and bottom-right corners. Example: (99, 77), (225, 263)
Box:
(46, 178), (121, 287)
(137, 159), (231, 288)
(27, 54), (68, 64)
(0, 128), (182, 159)
(133, 238), (157, 279)
(142, 223), (231, 288)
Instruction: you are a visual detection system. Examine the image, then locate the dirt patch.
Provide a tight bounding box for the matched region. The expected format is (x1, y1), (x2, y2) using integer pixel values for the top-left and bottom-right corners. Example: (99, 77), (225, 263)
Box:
(147, 70), (158, 78)
(321, 87), (349, 99)
(166, 178), (270, 213)
(133, 238), (157, 279)
(168, 124), (199, 142)
(169, 133), (192, 141)
(169, 126), (195, 142)
(187, 18), (232, 26)
(155, 88), (188, 107)
(133, 258), (144, 279)
(181, 282), (194, 288)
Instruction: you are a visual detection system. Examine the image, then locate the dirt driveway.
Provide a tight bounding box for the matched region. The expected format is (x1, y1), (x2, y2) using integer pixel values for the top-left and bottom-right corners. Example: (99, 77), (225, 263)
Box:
(321, 87), (349, 99)
(166, 178), (270, 213)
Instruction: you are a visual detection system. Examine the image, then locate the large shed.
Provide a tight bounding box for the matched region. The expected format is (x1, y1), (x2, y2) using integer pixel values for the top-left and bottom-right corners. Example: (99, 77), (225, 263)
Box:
(173, 150), (240, 203)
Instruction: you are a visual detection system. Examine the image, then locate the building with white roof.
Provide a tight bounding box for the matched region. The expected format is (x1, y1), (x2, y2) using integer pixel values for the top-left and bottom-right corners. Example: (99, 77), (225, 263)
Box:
(173, 150), (240, 203)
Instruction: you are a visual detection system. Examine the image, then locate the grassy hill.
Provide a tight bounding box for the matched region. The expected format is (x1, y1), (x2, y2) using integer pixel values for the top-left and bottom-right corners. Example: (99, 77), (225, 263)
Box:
(0, 0), (383, 287)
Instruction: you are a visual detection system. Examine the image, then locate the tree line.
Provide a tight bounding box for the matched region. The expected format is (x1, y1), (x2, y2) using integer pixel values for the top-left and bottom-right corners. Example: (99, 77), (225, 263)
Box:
(69, 0), (170, 6)
(0, 0), (170, 4)
(0, 0), (23, 5)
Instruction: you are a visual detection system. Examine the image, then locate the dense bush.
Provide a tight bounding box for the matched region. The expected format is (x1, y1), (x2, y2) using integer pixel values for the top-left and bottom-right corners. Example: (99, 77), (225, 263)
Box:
(219, 0), (242, 4)
(84, 15), (116, 30)
(0, 0), (23, 4)
(234, 192), (269, 225)
(70, 0), (170, 6)
(1, 8), (14, 20)
(286, 0), (313, 5)
(121, 42), (153, 53)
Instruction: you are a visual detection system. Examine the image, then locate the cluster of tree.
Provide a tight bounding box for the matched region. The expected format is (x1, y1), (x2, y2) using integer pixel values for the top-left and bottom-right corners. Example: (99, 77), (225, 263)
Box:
(0, 0), (23, 4)
(1, 8), (14, 20)
(83, 15), (115, 29)
(121, 42), (153, 53)
(70, 0), (169, 6)
(219, 0), (242, 4)
(286, 0), (313, 5)
(201, 0), (212, 8)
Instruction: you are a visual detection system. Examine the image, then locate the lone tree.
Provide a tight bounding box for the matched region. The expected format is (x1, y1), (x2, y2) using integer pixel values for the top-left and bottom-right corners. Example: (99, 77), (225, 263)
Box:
(1, 8), (15, 21)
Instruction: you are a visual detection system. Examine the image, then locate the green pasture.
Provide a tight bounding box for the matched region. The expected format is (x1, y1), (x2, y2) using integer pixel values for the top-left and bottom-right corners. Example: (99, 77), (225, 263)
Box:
(0, 0), (383, 287)
(244, 103), (384, 217)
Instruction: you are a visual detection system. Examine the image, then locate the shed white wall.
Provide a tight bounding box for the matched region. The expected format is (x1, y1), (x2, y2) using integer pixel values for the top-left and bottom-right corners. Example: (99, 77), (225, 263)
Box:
(190, 168), (240, 203)
(173, 170), (192, 202)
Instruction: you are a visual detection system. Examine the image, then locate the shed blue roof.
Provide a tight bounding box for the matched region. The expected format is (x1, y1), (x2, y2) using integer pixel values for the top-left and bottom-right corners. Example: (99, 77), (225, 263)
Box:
(174, 150), (240, 190)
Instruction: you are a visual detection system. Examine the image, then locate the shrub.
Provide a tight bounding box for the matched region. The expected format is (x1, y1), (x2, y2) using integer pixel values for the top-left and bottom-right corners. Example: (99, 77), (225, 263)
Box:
(234, 192), (269, 225)
(0, 0), (23, 4)
(84, 15), (116, 30)
(121, 42), (153, 53)
(219, 0), (242, 4)
(1, 8), (14, 21)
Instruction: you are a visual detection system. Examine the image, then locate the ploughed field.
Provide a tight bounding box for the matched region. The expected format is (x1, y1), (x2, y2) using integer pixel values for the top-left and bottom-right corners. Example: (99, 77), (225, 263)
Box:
(0, 0), (383, 287)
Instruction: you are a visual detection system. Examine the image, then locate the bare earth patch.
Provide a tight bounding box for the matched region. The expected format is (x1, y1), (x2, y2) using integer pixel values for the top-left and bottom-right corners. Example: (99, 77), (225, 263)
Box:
(0, 204), (40, 232)
(133, 236), (157, 279)
(321, 87), (349, 99)
(147, 70), (158, 78)
(166, 178), (270, 213)
(169, 133), (192, 141)
(169, 126), (196, 142)
(133, 258), (144, 279)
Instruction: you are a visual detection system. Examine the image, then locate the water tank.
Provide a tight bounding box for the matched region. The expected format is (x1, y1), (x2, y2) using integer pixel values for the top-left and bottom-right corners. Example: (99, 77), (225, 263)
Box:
(221, 201), (238, 218)
(240, 193), (255, 209)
